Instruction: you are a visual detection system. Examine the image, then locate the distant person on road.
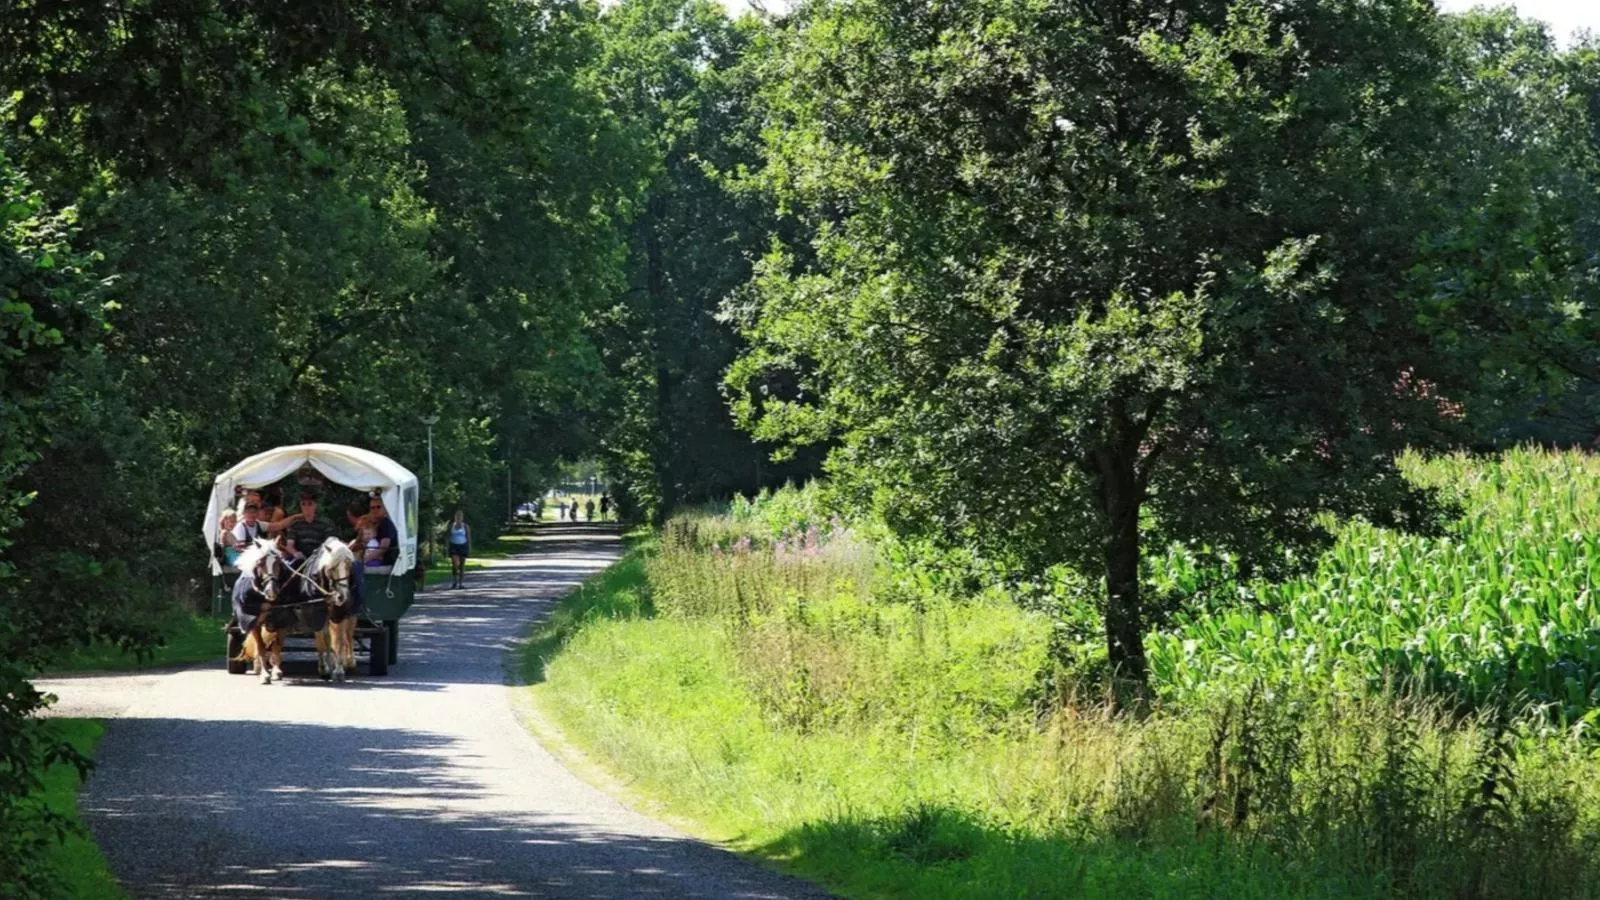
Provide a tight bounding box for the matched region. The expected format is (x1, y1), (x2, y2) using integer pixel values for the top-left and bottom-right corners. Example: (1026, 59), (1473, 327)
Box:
(585, 498), (595, 522)
(448, 509), (471, 589)
(599, 494), (610, 520)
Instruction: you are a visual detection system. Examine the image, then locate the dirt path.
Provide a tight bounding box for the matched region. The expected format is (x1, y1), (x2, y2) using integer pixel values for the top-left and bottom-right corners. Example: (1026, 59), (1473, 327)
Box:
(36, 525), (830, 899)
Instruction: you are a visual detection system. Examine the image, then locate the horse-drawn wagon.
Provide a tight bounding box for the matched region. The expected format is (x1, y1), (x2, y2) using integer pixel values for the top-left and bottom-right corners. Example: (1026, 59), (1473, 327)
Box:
(205, 443), (422, 676)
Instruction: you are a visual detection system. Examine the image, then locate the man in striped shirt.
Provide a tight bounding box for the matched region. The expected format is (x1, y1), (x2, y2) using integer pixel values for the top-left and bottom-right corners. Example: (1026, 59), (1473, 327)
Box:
(282, 493), (335, 566)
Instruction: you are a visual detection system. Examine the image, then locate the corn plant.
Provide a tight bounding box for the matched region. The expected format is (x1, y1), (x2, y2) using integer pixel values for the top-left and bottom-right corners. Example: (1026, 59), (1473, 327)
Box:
(1148, 448), (1600, 723)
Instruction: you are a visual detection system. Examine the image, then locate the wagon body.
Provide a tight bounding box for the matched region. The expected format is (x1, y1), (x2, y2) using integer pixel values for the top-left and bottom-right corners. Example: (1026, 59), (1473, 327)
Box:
(205, 443), (423, 675)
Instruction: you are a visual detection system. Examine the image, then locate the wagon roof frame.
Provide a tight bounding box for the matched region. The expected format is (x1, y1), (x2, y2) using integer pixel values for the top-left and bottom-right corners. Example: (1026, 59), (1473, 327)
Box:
(203, 443), (420, 575)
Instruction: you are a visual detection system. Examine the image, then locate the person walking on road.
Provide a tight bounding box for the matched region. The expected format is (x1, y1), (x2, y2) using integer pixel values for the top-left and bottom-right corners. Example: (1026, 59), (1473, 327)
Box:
(585, 498), (595, 522)
(448, 509), (471, 589)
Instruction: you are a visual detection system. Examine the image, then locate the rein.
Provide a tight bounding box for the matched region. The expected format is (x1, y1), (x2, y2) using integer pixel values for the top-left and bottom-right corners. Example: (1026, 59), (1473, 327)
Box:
(248, 558), (349, 610)
(284, 556), (352, 605)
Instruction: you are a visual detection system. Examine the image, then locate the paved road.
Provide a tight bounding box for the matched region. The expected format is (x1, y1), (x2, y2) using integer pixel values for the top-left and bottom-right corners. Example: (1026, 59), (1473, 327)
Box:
(37, 525), (830, 900)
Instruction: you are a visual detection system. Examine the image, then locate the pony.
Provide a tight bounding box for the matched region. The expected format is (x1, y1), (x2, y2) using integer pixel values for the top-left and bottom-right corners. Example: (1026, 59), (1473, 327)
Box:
(304, 537), (360, 682)
(232, 538), (291, 685)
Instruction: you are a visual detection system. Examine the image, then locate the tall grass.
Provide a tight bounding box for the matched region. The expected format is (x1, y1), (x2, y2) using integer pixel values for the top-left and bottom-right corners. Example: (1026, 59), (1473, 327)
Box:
(27, 719), (121, 900)
(529, 460), (1600, 898)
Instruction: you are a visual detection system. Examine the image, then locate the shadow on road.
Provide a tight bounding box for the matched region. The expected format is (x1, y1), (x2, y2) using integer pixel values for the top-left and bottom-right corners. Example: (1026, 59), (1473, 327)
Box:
(85, 718), (799, 899)
(70, 524), (826, 898)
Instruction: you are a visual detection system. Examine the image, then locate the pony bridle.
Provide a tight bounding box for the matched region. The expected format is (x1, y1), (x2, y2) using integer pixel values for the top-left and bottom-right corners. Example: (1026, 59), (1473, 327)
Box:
(253, 553), (282, 602)
(327, 572), (352, 607)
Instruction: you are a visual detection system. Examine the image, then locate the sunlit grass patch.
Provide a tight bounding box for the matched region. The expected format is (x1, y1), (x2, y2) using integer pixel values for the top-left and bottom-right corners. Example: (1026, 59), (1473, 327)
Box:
(35, 719), (122, 899)
(522, 459), (1600, 899)
(49, 611), (229, 673)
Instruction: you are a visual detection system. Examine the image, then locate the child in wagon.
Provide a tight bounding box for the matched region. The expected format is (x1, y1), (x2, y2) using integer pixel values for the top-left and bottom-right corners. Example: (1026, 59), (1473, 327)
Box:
(357, 516), (385, 567)
(217, 510), (241, 567)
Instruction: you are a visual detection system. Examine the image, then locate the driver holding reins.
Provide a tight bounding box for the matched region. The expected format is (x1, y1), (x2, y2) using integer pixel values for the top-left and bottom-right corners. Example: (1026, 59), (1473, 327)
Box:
(280, 492), (334, 563)
(279, 490), (368, 611)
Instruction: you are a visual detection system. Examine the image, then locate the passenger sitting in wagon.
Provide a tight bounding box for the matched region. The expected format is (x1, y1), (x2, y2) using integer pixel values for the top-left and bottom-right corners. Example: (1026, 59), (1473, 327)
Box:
(282, 490), (370, 608)
(281, 492), (335, 566)
(365, 493), (400, 569)
(216, 510), (241, 567)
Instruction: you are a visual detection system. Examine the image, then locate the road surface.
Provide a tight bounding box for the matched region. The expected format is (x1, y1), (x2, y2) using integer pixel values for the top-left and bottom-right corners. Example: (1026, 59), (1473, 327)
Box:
(37, 525), (830, 899)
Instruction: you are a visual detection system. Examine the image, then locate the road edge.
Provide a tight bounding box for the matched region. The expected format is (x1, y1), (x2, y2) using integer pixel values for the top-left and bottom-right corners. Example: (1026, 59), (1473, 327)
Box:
(497, 536), (836, 898)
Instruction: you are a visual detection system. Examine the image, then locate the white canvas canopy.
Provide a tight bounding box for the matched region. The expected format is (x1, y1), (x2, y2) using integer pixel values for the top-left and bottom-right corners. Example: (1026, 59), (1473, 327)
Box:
(203, 443), (420, 574)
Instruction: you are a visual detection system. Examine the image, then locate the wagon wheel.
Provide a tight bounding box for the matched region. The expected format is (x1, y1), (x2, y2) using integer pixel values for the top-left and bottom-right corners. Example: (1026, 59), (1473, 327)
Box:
(226, 627), (248, 675)
(367, 627), (389, 677)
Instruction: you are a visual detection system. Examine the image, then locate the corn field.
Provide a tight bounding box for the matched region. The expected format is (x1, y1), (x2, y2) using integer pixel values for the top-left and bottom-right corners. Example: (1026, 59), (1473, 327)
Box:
(1149, 448), (1600, 723)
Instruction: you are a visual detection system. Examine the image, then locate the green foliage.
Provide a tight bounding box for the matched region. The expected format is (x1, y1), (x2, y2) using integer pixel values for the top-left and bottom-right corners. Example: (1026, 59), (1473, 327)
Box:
(727, 0), (1594, 689)
(49, 614), (230, 674)
(522, 537), (655, 684)
(2, 0), (637, 552)
(0, 3), (641, 890)
(589, 0), (821, 523)
(1422, 11), (1600, 447)
(0, 145), (103, 898)
(31, 720), (120, 900)
(1150, 448), (1600, 723)
(529, 498), (1600, 899)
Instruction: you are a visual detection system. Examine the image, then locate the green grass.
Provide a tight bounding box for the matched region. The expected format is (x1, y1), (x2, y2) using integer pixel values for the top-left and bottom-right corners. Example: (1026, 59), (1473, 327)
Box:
(35, 719), (122, 899)
(522, 456), (1600, 899)
(49, 611), (229, 674)
(520, 556), (1440, 898)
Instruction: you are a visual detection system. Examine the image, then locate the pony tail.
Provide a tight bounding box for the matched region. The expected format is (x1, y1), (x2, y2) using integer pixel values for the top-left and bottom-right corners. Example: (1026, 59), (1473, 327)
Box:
(238, 631), (260, 662)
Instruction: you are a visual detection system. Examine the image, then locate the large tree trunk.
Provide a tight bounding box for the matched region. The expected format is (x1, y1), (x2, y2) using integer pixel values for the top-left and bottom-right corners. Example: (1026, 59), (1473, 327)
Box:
(1098, 446), (1148, 692)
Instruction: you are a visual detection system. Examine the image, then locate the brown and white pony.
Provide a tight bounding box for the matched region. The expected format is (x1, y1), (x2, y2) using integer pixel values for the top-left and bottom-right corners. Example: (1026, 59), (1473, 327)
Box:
(307, 537), (360, 682)
(234, 538), (290, 684)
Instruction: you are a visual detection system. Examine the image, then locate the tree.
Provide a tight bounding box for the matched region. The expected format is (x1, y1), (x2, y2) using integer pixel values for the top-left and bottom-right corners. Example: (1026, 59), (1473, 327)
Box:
(0, 0), (636, 543)
(590, 0), (819, 522)
(0, 144), (107, 897)
(730, 0), (1500, 691)
(1417, 10), (1600, 449)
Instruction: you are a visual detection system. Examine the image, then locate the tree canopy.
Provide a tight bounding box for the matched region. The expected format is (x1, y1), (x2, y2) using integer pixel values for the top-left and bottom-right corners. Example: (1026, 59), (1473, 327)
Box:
(728, 0), (1600, 688)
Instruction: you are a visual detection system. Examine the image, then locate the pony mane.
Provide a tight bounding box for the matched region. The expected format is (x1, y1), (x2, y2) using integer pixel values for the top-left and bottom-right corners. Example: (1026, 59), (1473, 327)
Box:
(316, 537), (355, 575)
(235, 537), (279, 574)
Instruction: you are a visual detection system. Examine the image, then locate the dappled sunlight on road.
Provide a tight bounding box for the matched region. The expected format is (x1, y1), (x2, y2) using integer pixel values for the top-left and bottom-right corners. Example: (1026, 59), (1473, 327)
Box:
(44, 525), (829, 899)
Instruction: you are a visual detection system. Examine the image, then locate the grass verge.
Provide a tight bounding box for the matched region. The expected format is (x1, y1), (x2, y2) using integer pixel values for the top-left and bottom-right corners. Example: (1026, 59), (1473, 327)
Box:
(516, 545), (1325, 898)
(36, 719), (122, 899)
(49, 612), (229, 674)
(519, 536), (1600, 899)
